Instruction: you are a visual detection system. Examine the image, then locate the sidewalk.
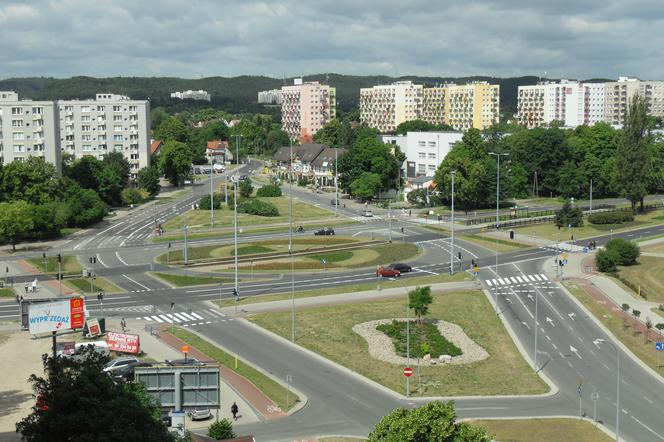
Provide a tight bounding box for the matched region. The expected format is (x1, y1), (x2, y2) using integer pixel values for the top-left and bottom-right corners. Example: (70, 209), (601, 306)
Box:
(482, 229), (585, 251)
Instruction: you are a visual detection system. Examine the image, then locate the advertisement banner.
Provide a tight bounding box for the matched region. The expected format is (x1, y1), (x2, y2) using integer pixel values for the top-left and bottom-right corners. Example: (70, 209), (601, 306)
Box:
(106, 331), (140, 354)
(28, 297), (85, 335)
(87, 318), (101, 337)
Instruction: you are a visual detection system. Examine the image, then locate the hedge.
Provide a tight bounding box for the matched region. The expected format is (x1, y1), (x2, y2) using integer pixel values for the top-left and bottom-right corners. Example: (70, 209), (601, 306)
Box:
(236, 199), (279, 217)
(588, 210), (634, 225)
(256, 184), (282, 197)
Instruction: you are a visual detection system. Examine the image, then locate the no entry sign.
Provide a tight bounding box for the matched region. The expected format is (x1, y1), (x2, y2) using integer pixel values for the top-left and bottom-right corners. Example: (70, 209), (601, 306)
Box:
(403, 367), (413, 377)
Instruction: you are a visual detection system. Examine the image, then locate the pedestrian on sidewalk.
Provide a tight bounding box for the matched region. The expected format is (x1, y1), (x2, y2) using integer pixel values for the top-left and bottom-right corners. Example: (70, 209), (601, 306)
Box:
(120, 318), (126, 332)
(231, 402), (238, 420)
(24, 283), (28, 294)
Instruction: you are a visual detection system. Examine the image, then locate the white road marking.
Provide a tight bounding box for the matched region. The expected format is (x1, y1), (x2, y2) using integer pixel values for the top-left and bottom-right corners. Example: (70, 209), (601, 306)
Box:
(509, 277), (518, 284)
(165, 313), (181, 323)
(192, 312), (205, 319)
(533, 274), (543, 281)
(486, 279), (493, 286)
(540, 273), (549, 280)
(631, 416), (664, 440)
(515, 276), (524, 283)
(179, 312), (195, 321)
(122, 275), (150, 291)
(528, 275), (537, 282)
(414, 267), (438, 275)
(115, 252), (128, 266)
(96, 254), (108, 268)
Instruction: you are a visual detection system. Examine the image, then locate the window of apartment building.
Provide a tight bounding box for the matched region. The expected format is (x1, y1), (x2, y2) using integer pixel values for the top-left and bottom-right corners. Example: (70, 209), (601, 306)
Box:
(428, 141), (436, 147)
(113, 115), (122, 121)
(98, 135), (106, 141)
(418, 141), (425, 147)
(428, 153), (436, 159)
(33, 144), (44, 152)
(113, 106), (121, 112)
(81, 115), (92, 122)
(12, 132), (24, 141)
(130, 153), (139, 160)
(428, 165), (436, 172)
(81, 125), (91, 132)
(418, 152), (426, 159)
(81, 106), (90, 113)
(113, 134), (123, 141)
(64, 106), (73, 112)
(97, 106), (105, 112)
(13, 144), (25, 153)
(114, 144), (123, 150)
(129, 124), (138, 131)
(98, 125), (106, 132)
(418, 164), (426, 173)
(11, 120), (23, 128)
(129, 106), (137, 112)
(11, 107), (22, 115)
(82, 135), (91, 142)
(114, 125), (123, 132)
(82, 144), (92, 152)
(32, 107), (43, 115)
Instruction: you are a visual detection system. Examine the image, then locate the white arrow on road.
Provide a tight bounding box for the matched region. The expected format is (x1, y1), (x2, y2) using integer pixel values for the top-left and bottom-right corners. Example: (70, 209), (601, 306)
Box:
(568, 313), (576, 321)
(546, 317), (555, 327)
(527, 294), (534, 301)
(506, 298), (513, 304)
(570, 345), (582, 359)
(521, 321), (530, 330)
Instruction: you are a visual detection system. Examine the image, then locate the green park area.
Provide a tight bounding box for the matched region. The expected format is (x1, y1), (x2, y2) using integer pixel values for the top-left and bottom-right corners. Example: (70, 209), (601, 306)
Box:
(0, 287), (16, 298)
(249, 290), (547, 396)
(169, 328), (299, 412)
(469, 419), (612, 442)
(63, 277), (122, 294)
(150, 272), (232, 287)
(613, 255), (664, 303)
(26, 255), (82, 275)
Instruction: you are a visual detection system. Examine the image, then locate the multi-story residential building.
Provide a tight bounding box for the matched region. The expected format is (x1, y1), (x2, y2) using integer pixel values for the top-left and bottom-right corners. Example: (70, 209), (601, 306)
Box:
(380, 131), (463, 178)
(58, 94), (150, 180)
(361, 81), (499, 133)
(603, 77), (664, 126)
(0, 91), (61, 172)
(360, 81), (423, 133)
(583, 82), (606, 126)
(257, 89), (283, 105)
(281, 79), (336, 142)
(170, 90), (211, 101)
(516, 85), (546, 129)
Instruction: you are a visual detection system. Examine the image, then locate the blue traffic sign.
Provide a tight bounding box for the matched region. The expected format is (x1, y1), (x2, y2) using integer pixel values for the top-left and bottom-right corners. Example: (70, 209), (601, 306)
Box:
(322, 258), (327, 265)
(656, 342), (664, 351)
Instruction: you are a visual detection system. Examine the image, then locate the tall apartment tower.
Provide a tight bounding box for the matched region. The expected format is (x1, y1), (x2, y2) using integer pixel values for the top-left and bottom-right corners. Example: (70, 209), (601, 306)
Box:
(58, 94), (150, 180)
(603, 77), (664, 126)
(281, 79), (336, 142)
(360, 81), (423, 133)
(421, 87), (447, 126)
(0, 91), (61, 172)
(445, 82), (500, 131)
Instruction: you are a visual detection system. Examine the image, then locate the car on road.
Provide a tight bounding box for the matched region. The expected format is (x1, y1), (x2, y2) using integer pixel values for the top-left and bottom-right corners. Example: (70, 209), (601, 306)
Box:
(331, 199), (340, 206)
(389, 263), (412, 273)
(112, 361), (154, 381)
(361, 209), (373, 217)
(376, 266), (401, 277)
(187, 408), (212, 421)
(103, 356), (140, 373)
(165, 358), (205, 366)
(239, 175), (248, 181)
(314, 227), (335, 236)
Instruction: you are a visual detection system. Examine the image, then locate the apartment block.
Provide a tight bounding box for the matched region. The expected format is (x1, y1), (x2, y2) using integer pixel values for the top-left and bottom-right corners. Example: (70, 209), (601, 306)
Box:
(380, 131), (463, 178)
(421, 87), (446, 126)
(58, 94), (150, 180)
(281, 79), (336, 142)
(0, 91), (61, 172)
(604, 77), (664, 126)
(257, 89), (283, 105)
(360, 81), (423, 133)
(170, 90), (211, 101)
(446, 82), (500, 132)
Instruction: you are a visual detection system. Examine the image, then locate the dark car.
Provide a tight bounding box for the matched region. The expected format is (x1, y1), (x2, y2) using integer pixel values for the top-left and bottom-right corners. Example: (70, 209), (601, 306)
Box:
(314, 227), (335, 236)
(165, 358), (205, 366)
(390, 263), (412, 273)
(161, 411), (172, 427)
(331, 199), (340, 206)
(112, 361), (153, 381)
(376, 266), (401, 277)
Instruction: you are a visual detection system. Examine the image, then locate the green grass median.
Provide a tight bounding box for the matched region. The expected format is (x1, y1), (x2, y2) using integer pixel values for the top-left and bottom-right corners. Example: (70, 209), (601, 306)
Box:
(27, 255), (82, 275)
(64, 277), (122, 294)
(150, 272), (232, 287)
(469, 418), (612, 442)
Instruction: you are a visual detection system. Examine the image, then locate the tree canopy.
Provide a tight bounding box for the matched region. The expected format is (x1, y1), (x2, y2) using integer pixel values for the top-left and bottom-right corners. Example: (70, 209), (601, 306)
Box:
(158, 140), (193, 186)
(396, 119), (455, 134)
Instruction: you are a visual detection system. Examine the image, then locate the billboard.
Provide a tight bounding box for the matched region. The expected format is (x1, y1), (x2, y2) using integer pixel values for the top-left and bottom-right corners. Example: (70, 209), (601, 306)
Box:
(27, 297), (85, 334)
(135, 366), (220, 409)
(106, 331), (140, 354)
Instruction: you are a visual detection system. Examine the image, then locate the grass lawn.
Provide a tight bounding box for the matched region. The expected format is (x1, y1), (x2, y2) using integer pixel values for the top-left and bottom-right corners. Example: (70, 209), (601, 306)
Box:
(469, 418), (612, 442)
(0, 287), (16, 298)
(64, 277), (122, 294)
(150, 272), (231, 287)
(614, 256), (664, 303)
(563, 281), (664, 374)
(26, 255), (82, 275)
(170, 328), (299, 411)
(513, 210), (664, 242)
(643, 241), (664, 253)
(460, 233), (531, 253)
(216, 272), (474, 308)
(249, 290), (546, 396)
(60, 228), (81, 237)
(162, 196), (337, 231)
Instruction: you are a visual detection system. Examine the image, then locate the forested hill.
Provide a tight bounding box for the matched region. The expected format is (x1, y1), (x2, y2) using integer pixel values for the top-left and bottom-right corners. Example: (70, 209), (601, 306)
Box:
(0, 74), (548, 114)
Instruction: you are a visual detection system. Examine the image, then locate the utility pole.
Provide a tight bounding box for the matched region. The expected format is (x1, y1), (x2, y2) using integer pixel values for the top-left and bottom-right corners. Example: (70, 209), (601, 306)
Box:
(57, 253), (62, 296)
(594, 339), (620, 442)
(589, 178), (593, 215)
(534, 288), (538, 371)
(183, 226), (189, 265)
(210, 160), (214, 228)
(406, 291), (410, 397)
(234, 136), (240, 313)
(450, 170), (456, 275)
(334, 148), (339, 217)
(388, 202), (392, 243)
(289, 139), (295, 343)
(489, 152), (509, 312)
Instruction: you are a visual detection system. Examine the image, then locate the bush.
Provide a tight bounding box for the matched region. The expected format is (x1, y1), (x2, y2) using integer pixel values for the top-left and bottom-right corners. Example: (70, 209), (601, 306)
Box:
(256, 184), (282, 197)
(555, 200), (583, 228)
(199, 193), (222, 210)
(605, 238), (640, 266)
(297, 177), (309, 187)
(120, 188), (145, 206)
(588, 210), (634, 225)
(596, 248), (619, 272)
(208, 418), (235, 440)
(239, 178), (254, 198)
(236, 199), (279, 217)
(376, 320), (462, 358)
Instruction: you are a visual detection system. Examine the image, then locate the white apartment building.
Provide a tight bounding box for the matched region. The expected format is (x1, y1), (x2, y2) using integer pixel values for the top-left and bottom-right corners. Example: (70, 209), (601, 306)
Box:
(257, 89), (283, 105)
(0, 91), (61, 172)
(170, 90), (211, 101)
(583, 83), (606, 126)
(281, 79), (336, 142)
(381, 131), (463, 178)
(604, 77), (664, 126)
(360, 81), (423, 133)
(58, 94), (150, 180)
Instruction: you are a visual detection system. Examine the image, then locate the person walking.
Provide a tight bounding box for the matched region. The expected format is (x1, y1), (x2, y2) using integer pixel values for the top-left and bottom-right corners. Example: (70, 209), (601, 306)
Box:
(231, 402), (239, 420)
(120, 318), (126, 332)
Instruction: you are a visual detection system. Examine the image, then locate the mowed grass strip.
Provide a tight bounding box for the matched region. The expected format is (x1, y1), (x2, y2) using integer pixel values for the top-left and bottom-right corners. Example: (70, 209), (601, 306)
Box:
(614, 255), (664, 303)
(216, 272), (474, 308)
(0, 287), (16, 298)
(249, 290), (546, 396)
(459, 233), (530, 252)
(26, 255), (82, 275)
(470, 418), (612, 442)
(151, 272), (231, 287)
(64, 277), (122, 294)
(170, 328), (299, 411)
(563, 281), (664, 374)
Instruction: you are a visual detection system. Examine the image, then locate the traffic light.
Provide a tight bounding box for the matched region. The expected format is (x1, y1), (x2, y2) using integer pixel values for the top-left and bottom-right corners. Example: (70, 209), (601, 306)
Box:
(458, 252), (462, 260)
(57, 254), (62, 263)
(42, 253), (46, 259)
(232, 288), (239, 300)
(471, 259), (476, 267)
(97, 292), (104, 301)
(89, 256), (96, 264)
(168, 242), (172, 249)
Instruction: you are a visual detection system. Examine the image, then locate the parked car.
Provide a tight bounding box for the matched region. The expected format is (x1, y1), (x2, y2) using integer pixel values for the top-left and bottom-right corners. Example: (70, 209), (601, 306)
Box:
(376, 266), (401, 277)
(362, 209), (373, 217)
(314, 227), (335, 236)
(165, 358), (205, 366)
(390, 263), (413, 273)
(187, 408), (212, 421)
(103, 356), (140, 373)
(331, 199), (340, 206)
(112, 361), (153, 381)
(239, 175), (248, 181)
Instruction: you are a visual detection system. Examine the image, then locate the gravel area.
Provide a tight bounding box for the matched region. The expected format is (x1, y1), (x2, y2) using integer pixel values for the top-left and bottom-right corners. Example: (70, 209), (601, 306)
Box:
(352, 318), (488, 366)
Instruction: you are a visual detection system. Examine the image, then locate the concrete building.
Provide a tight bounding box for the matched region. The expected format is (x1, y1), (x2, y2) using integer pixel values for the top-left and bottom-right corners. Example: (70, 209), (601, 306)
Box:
(58, 94), (150, 180)
(380, 131), (463, 178)
(0, 91), (61, 172)
(281, 79), (336, 142)
(421, 87), (447, 126)
(603, 77), (664, 126)
(446, 82), (500, 131)
(257, 89), (283, 105)
(360, 81), (423, 133)
(170, 90), (211, 101)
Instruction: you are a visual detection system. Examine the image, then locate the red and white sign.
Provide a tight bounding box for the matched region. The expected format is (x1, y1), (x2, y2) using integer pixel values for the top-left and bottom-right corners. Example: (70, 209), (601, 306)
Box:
(87, 318), (101, 337)
(27, 297), (85, 334)
(403, 367), (413, 377)
(106, 331), (140, 354)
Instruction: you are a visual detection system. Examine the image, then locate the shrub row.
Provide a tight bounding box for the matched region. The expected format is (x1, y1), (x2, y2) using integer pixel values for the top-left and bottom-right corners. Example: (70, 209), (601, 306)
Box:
(199, 193), (223, 210)
(596, 238), (640, 272)
(376, 320), (462, 359)
(236, 199), (279, 217)
(588, 210), (634, 225)
(256, 184), (282, 197)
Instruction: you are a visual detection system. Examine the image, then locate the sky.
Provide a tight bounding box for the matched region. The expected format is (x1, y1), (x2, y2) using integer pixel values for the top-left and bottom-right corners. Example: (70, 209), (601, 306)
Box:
(1, 0), (663, 80)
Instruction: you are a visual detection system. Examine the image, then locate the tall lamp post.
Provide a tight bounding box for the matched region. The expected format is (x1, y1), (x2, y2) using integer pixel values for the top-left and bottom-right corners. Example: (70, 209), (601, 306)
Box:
(210, 160), (215, 228)
(233, 136), (241, 312)
(488, 152), (509, 312)
(594, 338), (620, 442)
(289, 139), (295, 343)
(450, 170), (456, 275)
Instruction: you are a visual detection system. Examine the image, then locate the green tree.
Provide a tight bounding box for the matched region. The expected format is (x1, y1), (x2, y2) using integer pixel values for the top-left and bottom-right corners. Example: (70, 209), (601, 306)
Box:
(0, 200), (34, 251)
(605, 238), (640, 266)
(121, 188), (145, 206)
(155, 116), (190, 143)
(265, 129), (291, 155)
(350, 172), (382, 200)
(621, 303), (630, 329)
(239, 177), (254, 198)
(16, 348), (172, 442)
(150, 107), (170, 134)
(645, 317), (653, 343)
(199, 194), (222, 210)
(158, 141), (193, 187)
(31, 202), (69, 239)
(408, 286), (433, 325)
(596, 248), (619, 273)
(633, 310), (641, 334)
(97, 167), (124, 206)
(368, 401), (488, 442)
(63, 183), (108, 227)
(1, 157), (61, 205)
(208, 418), (236, 440)
(616, 94), (651, 212)
(554, 200), (583, 228)
(65, 155), (104, 191)
(395, 119), (454, 134)
(137, 165), (162, 196)
(102, 151), (131, 187)
(338, 136), (401, 194)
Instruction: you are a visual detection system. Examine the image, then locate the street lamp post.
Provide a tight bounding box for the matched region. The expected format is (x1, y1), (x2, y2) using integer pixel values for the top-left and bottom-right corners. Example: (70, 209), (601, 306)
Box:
(334, 148), (339, 217)
(594, 338), (620, 442)
(289, 139), (295, 343)
(183, 225), (189, 265)
(450, 170), (456, 275)
(234, 136), (241, 313)
(489, 152), (509, 312)
(210, 160), (214, 228)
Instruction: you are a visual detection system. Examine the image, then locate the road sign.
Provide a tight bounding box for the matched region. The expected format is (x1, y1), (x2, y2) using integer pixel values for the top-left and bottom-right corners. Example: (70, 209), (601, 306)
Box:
(403, 367), (413, 377)
(656, 342), (664, 351)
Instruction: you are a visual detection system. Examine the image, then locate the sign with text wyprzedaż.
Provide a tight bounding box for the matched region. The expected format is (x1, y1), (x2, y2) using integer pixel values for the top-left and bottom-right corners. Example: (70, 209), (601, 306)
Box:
(106, 331), (140, 354)
(27, 298), (85, 334)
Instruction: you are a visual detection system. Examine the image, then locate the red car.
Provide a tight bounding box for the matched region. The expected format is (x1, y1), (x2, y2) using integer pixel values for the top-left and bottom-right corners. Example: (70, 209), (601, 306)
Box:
(376, 266), (401, 277)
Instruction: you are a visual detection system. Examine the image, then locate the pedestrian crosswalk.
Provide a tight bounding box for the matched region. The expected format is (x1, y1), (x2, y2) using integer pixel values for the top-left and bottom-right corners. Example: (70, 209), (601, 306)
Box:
(350, 216), (383, 223)
(136, 308), (232, 327)
(485, 273), (549, 287)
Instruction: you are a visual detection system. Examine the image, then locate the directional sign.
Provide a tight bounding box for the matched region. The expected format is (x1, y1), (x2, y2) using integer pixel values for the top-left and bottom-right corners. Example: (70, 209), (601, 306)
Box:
(403, 367), (413, 377)
(656, 342), (664, 351)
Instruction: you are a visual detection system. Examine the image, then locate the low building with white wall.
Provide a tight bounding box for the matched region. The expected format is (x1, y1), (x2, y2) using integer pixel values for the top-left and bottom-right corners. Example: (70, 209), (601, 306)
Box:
(380, 131), (462, 179)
